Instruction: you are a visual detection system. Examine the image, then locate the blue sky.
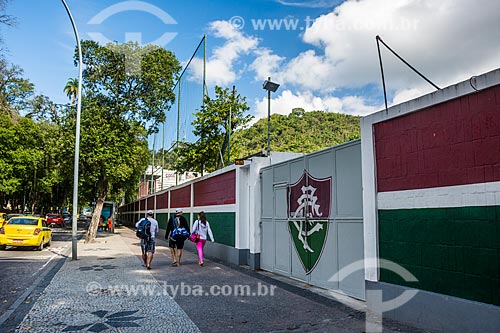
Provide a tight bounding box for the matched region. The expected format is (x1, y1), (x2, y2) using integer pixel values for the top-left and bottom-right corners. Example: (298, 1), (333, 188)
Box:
(3, 0), (500, 148)
(3, 0), (327, 104)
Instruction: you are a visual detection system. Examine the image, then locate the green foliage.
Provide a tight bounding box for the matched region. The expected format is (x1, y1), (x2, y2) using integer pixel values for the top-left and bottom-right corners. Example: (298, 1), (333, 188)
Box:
(64, 78), (78, 106)
(0, 59), (34, 115)
(0, 39), (181, 217)
(72, 41), (180, 202)
(79, 40), (180, 133)
(231, 110), (361, 157)
(174, 86), (252, 173)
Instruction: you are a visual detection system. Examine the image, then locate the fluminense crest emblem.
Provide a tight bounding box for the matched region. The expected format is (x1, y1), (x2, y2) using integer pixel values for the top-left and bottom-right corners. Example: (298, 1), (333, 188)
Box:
(288, 171), (331, 274)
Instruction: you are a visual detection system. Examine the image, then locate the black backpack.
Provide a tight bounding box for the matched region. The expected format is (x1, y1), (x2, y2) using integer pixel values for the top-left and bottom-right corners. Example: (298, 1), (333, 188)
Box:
(136, 218), (151, 240)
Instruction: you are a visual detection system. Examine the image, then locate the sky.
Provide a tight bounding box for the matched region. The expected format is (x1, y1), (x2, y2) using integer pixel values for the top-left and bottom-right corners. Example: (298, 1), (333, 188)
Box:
(2, 0), (500, 145)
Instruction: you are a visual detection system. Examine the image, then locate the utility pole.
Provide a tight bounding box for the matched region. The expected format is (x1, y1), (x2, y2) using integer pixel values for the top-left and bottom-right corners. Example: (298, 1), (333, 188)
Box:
(228, 85), (235, 165)
(62, 0), (83, 260)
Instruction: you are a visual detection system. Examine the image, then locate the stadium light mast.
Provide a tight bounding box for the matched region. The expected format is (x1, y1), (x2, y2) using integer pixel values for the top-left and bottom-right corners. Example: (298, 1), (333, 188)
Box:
(263, 77), (280, 156)
(61, 0), (83, 260)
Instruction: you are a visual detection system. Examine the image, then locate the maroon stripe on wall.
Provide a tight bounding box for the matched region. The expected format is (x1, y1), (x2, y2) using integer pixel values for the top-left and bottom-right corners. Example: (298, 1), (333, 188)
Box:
(194, 170), (236, 206)
(140, 199), (146, 210)
(156, 192), (168, 209)
(170, 185), (191, 208)
(375, 85), (500, 192)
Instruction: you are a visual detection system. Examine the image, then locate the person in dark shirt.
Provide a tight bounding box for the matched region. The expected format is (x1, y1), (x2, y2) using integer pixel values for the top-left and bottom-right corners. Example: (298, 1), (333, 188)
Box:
(165, 208), (189, 266)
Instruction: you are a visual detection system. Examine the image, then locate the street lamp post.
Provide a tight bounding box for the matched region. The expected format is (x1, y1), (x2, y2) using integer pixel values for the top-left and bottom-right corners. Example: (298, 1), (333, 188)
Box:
(263, 77), (280, 156)
(61, 0), (83, 261)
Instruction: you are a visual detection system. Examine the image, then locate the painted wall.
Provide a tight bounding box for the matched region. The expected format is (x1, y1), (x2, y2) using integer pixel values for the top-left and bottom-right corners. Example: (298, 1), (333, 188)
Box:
(374, 84), (500, 306)
(361, 68), (500, 332)
(118, 153), (300, 266)
(194, 171), (236, 206)
(119, 167), (237, 248)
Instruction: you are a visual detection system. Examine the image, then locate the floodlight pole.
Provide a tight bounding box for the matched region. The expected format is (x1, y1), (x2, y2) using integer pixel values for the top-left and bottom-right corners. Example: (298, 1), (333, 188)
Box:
(263, 77), (279, 157)
(228, 85), (235, 165)
(267, 84), (271, 156)
(61, 0), (82, 261)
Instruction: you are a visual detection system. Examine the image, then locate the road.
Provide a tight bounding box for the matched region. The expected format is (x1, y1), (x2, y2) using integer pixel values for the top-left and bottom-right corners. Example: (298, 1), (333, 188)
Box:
(0, 221), (88, 333)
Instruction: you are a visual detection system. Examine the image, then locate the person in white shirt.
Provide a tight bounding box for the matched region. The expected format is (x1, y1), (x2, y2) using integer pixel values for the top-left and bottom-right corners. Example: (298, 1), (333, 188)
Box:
(135, 210), (159, 270)
(192, 211), (215, 266)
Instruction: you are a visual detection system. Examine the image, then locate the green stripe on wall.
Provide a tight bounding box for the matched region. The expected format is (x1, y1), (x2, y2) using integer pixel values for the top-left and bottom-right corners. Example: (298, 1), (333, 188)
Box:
(154, 212), (235, 247)
(156, 213), (169, 230)
(204, 212), (235, 247)
(379, 206), (500, 306)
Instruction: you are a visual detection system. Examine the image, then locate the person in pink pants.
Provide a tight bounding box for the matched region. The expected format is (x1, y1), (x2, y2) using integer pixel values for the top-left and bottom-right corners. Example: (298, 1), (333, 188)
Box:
(192, 211), (215, 266)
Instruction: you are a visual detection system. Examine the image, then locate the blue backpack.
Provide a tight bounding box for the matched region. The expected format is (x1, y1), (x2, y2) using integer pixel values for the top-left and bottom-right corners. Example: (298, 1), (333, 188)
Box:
(136, 218), (151, 240)
(170, 217), (189, 240)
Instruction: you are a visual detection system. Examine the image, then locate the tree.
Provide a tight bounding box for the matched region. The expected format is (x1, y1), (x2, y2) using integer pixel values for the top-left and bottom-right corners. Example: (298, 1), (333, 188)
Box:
(0, 0), (14, 27)
(0, 59), (34, 115)
(291, 107), (305, 117)
(0, 0), (15, 54)
(231, 110), (361, 157)
(70, 40), (181, 242)
(174, 86), (252, 173)
(64, 78), (78, 106)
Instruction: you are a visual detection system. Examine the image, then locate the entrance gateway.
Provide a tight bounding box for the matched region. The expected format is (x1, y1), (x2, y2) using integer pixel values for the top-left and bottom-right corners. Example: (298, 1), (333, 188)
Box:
(260, 140), (364, 299)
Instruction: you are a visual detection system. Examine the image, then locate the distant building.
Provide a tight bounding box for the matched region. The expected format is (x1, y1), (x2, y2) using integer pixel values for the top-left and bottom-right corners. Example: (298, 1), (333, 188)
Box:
(138, 165), (199, 198)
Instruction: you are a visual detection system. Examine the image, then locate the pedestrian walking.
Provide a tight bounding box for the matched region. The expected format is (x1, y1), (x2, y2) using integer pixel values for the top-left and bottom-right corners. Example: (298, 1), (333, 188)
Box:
(192, 211), (215, 266)
(135, 210), (159, 270)
(166, 208), (190, 266)
(107, 216), (113, 232)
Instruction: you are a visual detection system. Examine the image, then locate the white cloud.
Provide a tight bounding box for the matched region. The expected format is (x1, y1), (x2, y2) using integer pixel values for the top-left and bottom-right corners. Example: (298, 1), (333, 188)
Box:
(192, 0), (500, 120)
(263, 0), (500, 104)
(189, 20), (259, 86)
(250, 48), (285, 81)
(276, 0), (343, 8)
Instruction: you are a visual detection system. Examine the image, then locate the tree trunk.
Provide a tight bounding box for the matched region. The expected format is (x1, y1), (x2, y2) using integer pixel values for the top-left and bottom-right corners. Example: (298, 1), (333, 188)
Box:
(85, 197), (105, 243)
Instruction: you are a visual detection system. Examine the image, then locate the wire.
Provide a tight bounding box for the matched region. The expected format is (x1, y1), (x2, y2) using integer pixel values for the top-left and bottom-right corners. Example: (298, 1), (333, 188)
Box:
(469, 76), (479, 92)
(376, 36), (440, 90)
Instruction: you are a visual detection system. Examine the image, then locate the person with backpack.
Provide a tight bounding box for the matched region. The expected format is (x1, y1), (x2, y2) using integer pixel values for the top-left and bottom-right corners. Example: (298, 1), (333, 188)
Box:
(135, 210), (159, 270)
(165, 208), (189, 266)
(192, 211), (215, 266)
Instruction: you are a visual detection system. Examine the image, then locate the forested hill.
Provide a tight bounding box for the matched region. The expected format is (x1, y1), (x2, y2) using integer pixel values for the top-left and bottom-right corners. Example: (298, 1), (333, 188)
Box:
(232, 110), (361, 158)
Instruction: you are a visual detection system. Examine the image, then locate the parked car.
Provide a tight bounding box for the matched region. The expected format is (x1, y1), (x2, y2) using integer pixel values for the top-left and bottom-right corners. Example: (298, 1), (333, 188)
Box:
(5, 213), (22, 222)
(46, 214), (65, 227)
(62, 214), (72, 225)
(0, 216), (52, 251)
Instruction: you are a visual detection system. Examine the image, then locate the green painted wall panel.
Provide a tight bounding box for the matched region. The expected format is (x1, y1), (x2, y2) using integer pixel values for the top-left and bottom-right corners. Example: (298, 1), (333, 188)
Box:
(152, 212), (235, 247)
(156, 213), (169, 230)
(379, 205), (500, 306)
(204, 212), (235, 247)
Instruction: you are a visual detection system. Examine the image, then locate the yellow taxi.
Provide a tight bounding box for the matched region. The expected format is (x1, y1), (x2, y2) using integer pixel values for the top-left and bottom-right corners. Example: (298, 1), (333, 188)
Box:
(0, 216), (52, 251)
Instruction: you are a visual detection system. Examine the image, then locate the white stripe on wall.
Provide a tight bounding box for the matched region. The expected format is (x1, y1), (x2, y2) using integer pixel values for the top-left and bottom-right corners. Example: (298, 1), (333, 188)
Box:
(378, 181), (500, 210)
(147, 204), (237, 215)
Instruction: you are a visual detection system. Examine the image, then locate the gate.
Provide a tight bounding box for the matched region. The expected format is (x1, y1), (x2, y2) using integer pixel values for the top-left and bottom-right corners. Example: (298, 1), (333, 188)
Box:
(260, 140), (364, 299)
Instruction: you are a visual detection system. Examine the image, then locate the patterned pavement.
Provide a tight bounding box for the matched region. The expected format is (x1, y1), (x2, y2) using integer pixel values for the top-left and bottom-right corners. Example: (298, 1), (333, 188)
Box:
(14, 232), (199, 333)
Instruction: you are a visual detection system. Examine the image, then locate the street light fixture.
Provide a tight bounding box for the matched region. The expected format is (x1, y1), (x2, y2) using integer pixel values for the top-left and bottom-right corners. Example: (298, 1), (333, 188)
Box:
(61, 0), (83, 261)
(263, 77), (280, 156)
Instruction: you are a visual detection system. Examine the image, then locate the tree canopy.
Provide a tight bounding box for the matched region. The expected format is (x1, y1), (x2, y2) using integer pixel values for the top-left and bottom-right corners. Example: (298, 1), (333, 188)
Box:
(174, 86), (252, 174)
(69, 40), (181, 242)
(231, 110), (361, 158)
